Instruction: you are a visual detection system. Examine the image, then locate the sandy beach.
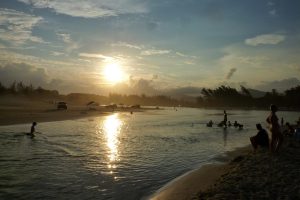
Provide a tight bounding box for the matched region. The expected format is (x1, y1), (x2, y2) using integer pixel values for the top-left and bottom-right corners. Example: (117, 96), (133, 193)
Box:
(0, 96), (156, 126)
(150, 137), (300, 200)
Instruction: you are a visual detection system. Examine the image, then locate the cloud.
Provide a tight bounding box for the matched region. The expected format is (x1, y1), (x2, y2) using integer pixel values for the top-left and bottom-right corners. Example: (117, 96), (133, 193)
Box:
(111, 42), (143, 50)
(0, 62), (106, 94)
(57, 33), (71, 43)
(267, 1), (277, 16)
(226, 68), (237, 80)
(141, 49), (170, 56)
(245, 34), (285, 46)
(0, 8), (45, 45)
(175, 52), (197, 59)
(152, 74), (158, 80)
(56, 32), (78, 53)
(51, 51), (64, 56)
(0, 49), (84, 69)
(18, 0), (148, 18)
(0, 62), (49, 86)
(79, 53), (115, 62)
(269, 9), (276, 16)
(107, 77), (158, 95)
(257, 77), (300, 92)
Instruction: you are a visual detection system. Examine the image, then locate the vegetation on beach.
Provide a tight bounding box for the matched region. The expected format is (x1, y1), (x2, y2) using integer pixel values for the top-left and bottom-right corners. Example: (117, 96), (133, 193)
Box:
(197, 85), (300, 109)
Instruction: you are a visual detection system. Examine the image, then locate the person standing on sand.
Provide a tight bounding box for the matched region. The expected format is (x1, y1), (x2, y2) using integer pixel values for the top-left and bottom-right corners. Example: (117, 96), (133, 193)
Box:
(266, 104), (283, 152)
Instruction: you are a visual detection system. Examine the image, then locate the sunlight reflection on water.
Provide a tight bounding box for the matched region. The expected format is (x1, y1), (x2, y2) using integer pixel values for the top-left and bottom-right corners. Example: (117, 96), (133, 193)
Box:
(102, 113), (122, 176)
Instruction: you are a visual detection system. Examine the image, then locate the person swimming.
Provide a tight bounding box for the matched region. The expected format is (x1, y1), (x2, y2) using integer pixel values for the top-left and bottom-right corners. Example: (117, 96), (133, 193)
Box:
(207, 120), (213, 127)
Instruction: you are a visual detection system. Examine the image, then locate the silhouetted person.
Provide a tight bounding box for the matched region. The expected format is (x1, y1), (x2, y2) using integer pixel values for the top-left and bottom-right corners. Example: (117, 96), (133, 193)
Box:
(207, 120), (213, 127)
(27, 122), (37, 138)
(281, 117), (284, 127)
(250, 124), (269, 151)
(233, 121), (238, 127)
(266, 104), (283, 152)
(284, 122), (294, 136)
(238, 124), (244, 130)
(228, 121), (232, 127)
(223, 110), (227, 127)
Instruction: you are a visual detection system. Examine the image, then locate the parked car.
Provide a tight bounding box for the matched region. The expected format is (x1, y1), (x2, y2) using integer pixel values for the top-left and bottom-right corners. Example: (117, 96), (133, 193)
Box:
(57, 101), (67, 110)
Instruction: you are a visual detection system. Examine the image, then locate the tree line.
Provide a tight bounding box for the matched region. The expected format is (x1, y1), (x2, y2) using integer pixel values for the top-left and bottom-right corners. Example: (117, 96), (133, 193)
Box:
(0, 81), (59, 97)
(0, 81), (190, 106)
(197, 85), (300, 109)
(1, 81), (300, 109)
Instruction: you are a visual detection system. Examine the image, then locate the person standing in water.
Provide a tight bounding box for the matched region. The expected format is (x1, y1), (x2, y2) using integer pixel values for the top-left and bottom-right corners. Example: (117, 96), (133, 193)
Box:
(28, 122), (37, 138)
(266, 105), (283, 153)
(223, 110), (228, 127)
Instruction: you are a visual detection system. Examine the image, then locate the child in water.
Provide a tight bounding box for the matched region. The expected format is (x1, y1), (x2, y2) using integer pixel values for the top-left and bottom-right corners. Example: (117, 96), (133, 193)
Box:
(28, 122), (37, 138)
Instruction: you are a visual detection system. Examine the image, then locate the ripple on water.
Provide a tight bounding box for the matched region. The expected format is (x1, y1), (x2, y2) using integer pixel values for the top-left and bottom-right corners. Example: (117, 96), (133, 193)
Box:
(1, 109), (300, 199)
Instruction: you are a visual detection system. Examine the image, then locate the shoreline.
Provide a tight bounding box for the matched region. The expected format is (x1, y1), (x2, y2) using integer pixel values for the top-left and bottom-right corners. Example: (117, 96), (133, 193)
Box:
(149, 145), (251, 200)
(150, 137), (300, 200)
(0, 106), (159, 126)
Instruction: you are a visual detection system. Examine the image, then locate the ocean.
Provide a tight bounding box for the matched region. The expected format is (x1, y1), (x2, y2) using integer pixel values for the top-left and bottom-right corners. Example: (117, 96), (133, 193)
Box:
(0, 108), (299, 200)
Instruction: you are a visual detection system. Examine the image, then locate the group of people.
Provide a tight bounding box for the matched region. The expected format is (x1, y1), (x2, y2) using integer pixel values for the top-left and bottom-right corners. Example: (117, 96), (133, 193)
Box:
(207, 110), (243, 129)
(250, 104), (298, 153)
(205, 105), (297, 153)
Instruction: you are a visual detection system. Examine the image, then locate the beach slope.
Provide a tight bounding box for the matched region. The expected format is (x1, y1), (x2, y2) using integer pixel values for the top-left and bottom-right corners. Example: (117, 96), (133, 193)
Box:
(151, 138), (300, 200)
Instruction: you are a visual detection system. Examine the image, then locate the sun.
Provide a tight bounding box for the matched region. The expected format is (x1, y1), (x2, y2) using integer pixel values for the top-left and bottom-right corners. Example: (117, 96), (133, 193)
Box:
(103, 62), (125, 84)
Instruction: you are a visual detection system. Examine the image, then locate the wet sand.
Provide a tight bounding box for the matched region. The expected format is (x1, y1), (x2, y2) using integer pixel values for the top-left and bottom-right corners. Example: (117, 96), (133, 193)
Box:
(149, 146), (251, 200)
(149, 164), (230, 200)
(150, 138), (300, 200)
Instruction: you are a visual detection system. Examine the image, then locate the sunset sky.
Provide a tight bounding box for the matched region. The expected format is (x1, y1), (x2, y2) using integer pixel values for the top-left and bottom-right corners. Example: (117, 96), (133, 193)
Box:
(0, 0), (300, 95)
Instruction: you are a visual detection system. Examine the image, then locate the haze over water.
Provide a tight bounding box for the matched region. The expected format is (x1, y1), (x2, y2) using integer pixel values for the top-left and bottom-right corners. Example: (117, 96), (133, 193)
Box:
(1, 108), (299, 200)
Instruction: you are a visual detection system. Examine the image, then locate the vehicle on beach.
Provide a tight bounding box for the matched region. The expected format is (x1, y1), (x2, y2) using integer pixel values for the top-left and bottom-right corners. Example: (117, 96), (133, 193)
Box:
(130, 104), (141, 109)
(57, 101), (67, 110)
(105, 104), (117, 109)
(86, 101), (99, 110)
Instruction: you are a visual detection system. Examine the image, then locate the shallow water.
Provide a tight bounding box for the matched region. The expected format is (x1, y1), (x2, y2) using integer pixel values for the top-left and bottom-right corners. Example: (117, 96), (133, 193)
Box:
(0, 108), (299, 200)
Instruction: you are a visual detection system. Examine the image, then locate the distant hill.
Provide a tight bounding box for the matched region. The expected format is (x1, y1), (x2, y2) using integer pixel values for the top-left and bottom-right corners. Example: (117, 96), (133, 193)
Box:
(247, 88), (267, 98)
(163, 87), (203, 102)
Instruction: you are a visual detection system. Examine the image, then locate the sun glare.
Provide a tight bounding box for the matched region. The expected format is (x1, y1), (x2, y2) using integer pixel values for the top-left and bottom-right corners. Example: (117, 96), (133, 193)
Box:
(103, 62), (124, 84)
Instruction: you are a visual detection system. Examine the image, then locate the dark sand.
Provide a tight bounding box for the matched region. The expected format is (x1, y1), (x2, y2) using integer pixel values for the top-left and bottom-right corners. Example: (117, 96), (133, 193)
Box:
(150, 146), (251, 200)
(151, 138), (300, 200)
(195, 138), (300, 199)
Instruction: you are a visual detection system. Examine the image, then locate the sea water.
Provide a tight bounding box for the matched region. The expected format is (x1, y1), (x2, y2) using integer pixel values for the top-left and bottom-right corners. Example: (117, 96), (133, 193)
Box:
(0, 108), (299, 200)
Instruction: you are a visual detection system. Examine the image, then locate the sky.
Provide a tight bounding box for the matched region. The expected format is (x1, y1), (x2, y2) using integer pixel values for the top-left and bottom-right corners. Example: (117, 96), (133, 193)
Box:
(0, 0), (300, 95)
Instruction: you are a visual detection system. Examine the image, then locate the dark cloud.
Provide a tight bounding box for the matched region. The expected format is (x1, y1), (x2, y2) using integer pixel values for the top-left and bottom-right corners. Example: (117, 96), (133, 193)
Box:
(226, 68), (237, 80)
(0, 62), (103, 94)
(47, 78), (105, 94)
(257, 77), (300, 92)
(0, 62), (49, 86)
